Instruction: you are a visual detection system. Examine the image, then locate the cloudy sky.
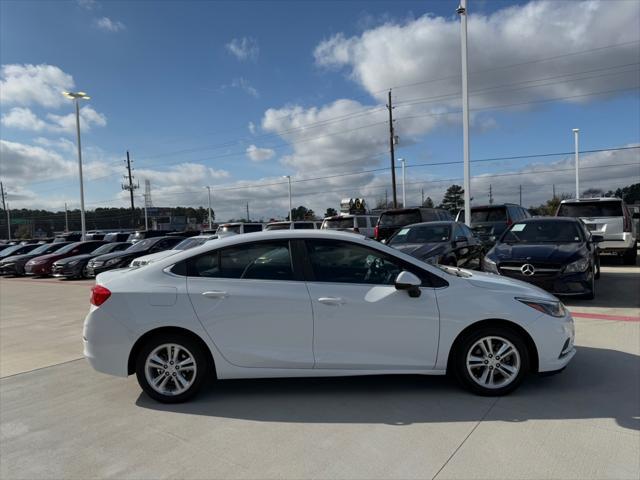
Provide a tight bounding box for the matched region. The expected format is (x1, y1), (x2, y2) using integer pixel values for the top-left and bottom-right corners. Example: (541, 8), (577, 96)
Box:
(1, 0), (639, 220)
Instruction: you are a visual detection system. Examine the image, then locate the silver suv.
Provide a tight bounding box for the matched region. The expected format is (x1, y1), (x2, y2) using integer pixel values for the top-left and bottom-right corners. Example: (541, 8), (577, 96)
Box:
(556, 197), (637, 265)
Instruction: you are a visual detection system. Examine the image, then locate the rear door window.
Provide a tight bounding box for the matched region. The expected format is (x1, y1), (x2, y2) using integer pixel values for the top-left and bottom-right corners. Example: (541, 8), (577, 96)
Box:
(189, 241), (294, 280)
(470, 207), (507, 222)
(244, 224), (263, 233)
(557, 201), (623, 217)
(294, 223), (315, 229)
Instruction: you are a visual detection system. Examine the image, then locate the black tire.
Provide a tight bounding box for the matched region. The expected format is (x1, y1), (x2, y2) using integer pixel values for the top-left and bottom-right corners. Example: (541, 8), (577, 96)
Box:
(135, 333), (210, 403)
(622, 242), (637, 265)
(581, 272), (595, 300)
(453, 326), (530, 396)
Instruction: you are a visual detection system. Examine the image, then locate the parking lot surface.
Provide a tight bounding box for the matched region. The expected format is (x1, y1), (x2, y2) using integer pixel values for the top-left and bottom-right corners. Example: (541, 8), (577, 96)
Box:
(1, 258), (638, 479)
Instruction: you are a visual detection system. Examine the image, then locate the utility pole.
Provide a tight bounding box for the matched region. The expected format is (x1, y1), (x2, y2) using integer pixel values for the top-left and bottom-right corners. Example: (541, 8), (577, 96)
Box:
(121, 151), (138, 229)
(64, 202), (69, 232)
(385, 189), (388, 208)
(387, 90), (398, 208)
(519, 185), (522, 206)
(1, 182), (10, 240)
(399, 158), (406, 207)
(6, 203), (10, 241)
(553, 184), (556, 199)
(457, 0), (471, 227)
(246, 202), (250, 222)
(421, 188), (425, 206)
(489, 184), (493, 205)
(205, 186), (213, 229)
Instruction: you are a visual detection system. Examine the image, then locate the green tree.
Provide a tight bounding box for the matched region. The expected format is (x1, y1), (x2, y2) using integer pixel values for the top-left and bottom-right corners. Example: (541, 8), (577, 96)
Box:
(614, 183), (640, 204)
(422, 196), (434, 208)
(323, 208), (338, 218)
(439, 185), (464, 213)
(289, 205), (316, 221)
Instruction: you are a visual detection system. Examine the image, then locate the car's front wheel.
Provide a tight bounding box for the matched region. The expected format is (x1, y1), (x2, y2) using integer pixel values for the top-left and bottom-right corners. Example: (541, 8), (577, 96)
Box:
(135, 334), (209, 403)
(453, 327), (529, 396)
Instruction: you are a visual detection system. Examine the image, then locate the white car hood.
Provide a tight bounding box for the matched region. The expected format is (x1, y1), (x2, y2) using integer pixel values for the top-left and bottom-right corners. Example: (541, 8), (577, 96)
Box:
(464, 270), (556, 300)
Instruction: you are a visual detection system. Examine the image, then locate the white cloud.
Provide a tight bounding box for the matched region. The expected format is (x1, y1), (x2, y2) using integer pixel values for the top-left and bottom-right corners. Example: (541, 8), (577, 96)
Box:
(248, 121), (257, 134)
(77, 0), (99, 10)
(1, 106), (107, 133)
(0, 139), (114, 183)
(0, 64), (75, 108)
(314, 0), (640, 109)
(1, 107), (48, 131)
(135, 163), (230, 187)
(246, 144), (275, 162)
(231, 77), (259, 97)
(225, 37), (259, 61)
(96, 16), (125, 32)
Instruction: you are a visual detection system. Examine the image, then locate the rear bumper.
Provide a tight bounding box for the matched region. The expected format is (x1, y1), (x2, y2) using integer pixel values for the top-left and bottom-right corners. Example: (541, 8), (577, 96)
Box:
(83, 306), (134, 378)
(598, 233), (635, 253)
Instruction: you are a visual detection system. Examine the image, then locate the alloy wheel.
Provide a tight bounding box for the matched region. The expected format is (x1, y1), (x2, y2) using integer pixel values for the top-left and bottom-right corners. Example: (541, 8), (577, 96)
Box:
(144, 343), (198, 396)
(466, 336), (521, 389)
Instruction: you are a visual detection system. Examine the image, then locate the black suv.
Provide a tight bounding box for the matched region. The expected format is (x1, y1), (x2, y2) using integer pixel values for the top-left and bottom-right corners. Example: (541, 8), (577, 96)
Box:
(374, 208), (452, 242)
(456, 204), (530, 247)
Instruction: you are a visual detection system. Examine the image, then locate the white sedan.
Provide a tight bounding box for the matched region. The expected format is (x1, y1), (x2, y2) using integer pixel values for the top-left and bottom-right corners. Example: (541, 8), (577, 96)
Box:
(83, 230), (576, 403)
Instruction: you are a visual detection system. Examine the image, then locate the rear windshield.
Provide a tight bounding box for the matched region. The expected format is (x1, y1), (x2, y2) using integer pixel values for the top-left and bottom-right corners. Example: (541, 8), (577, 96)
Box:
(55, 242), (83, 254)
(379, 211), (421, 227)
(265, 223), (290, 230)
(175, 237), (210, 250)
(218, 225), (241, 234)
(557, 201), (623, 218)
(389, 224), (451, 244)
(323, 217), (355, 229)
(127, 238), (157, 252)
(459, 207), (507, 223)
(503, 221), (582, 243)
(28, 243), (61, 255)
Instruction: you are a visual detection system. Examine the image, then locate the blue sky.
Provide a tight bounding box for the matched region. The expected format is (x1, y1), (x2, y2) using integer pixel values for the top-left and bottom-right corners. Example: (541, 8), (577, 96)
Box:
(1, 0), (639, 220)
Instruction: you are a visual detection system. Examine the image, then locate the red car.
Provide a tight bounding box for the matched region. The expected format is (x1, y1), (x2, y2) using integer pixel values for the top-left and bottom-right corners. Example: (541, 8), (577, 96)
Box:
(24, 241), (107, 277)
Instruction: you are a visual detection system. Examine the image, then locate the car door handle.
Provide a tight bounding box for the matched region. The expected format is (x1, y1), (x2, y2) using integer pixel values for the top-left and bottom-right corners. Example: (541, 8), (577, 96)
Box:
(202, 291), (228, 299)
(318, 297), (345, 306)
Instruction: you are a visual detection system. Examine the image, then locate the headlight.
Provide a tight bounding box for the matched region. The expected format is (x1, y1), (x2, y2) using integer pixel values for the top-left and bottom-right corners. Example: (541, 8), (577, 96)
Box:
(489, 235), (496, 242)
(483, 256), (499, 274)
(516, 297), (566, 318)
(91, 261), (103, 267)
(564, 258), (589, 273)
(105, 258), (122, 266)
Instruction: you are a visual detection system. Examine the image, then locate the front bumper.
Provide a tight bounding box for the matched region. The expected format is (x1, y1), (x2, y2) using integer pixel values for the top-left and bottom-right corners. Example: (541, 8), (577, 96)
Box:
(52, 263), (82, 278)
(0, 262), (17, 275)
(499, 268), (593, 296)
(86, 263), (113, 278)
(528, 311), (576, 373)
(24, 262), (52, 276)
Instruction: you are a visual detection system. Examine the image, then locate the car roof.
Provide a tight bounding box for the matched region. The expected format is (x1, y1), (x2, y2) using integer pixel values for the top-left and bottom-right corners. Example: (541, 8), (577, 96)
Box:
(403, 221), (456, 227)
(516, 217), (579, 223)
(470, 203), (520, 209)
(559, 197), (622, 203)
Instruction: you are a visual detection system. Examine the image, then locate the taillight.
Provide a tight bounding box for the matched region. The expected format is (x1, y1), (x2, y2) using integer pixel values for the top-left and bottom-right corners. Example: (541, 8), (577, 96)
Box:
(623, 208), (631, 232)
(90, 285), (111, 306)
(506, 218), (513, 227)
(374, 225), (379, 239)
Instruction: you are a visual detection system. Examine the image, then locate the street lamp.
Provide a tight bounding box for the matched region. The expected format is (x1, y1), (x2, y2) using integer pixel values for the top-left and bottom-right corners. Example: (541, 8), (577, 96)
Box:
(457, 1), (471, 227)
(205, 186), (213, 229)
(398, 158), (407, 207)
(573, 128), (580, 199)
(282, 175), (292, 221)
(62, 91), (90, 241)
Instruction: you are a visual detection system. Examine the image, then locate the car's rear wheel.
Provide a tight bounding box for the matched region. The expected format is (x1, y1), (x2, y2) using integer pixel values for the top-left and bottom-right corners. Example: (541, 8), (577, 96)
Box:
(622, 242), (637, 265)
(454, 327), (529, 396)
(135, 334), (209, 403)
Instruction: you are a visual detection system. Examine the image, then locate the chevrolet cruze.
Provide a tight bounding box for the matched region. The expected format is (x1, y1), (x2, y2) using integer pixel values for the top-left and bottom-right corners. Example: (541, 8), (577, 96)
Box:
(84, 230), (576, 403)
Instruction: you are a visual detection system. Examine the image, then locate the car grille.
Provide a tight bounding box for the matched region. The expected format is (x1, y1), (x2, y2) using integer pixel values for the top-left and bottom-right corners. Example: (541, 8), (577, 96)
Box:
(499, 261), (562, 276)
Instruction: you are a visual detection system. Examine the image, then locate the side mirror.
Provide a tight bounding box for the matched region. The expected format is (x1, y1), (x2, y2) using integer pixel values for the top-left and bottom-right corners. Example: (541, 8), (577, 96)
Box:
(591, 234), (604, 243)
(394, 271), (422, 298)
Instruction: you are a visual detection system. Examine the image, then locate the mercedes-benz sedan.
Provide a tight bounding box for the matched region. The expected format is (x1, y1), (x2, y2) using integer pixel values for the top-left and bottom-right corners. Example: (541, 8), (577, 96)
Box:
(84, 230), (576, 403)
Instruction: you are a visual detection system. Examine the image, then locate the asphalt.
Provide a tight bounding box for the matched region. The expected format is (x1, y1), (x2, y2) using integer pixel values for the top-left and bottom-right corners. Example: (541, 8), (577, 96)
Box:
(0, 257), (638, 479)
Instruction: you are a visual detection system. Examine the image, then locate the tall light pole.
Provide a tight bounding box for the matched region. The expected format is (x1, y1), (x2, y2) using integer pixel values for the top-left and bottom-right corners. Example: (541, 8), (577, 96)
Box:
(283, 175), (292, 221)
(457, 0), (471, 227)
(205, 186), (213, 228)
(63, 91), (90, 240)
(573, 128), (580, 199)
(141, 194), (149, 230)
(399, 158), (407, 207)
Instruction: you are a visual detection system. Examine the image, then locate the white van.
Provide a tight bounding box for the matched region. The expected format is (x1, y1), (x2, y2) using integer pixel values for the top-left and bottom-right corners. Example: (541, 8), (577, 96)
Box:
(321, 214), (378, 238)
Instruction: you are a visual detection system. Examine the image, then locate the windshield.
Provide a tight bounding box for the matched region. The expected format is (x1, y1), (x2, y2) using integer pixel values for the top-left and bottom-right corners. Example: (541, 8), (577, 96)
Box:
(379, 211), (421, 227)
(557, 201), (623, 217)
(265, 223), (291, 230)
(502, 221), (582, 244)
(55, 242), (82, 254)
(175, 237), (210, 250)
(91, 243), (120, 255)
(1, 245), (22, 256)
(127, 238), (157, 252)
(323, 217), (354, 229)
(460, 207), (507, 223)
(218, 225), (241, 234)
(29, 243), (61, 255)
(389, 225), (451, 244)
